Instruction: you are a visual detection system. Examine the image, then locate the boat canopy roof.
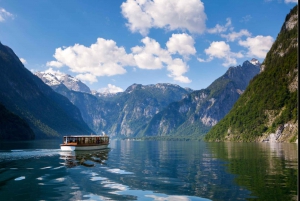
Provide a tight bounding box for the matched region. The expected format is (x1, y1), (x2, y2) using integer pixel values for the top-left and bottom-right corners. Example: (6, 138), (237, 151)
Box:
(63, 135), (108, 138)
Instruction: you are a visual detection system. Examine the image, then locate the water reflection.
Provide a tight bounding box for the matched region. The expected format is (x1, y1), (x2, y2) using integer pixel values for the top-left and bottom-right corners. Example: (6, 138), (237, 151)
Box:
(108, 140), (251, 200)
(59, 149), (110, 168)
(0, 140), (297, 201)
(208, 142), (298, 201)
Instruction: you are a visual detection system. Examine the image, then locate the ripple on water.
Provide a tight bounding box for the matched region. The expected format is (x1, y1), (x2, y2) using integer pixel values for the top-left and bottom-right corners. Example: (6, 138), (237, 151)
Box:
(106, 168), (134, 174)
(14, 176), (25, 181)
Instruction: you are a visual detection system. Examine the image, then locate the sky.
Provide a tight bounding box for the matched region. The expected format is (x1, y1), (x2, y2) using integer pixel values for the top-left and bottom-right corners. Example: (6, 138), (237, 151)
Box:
(0, 0), (297, 93)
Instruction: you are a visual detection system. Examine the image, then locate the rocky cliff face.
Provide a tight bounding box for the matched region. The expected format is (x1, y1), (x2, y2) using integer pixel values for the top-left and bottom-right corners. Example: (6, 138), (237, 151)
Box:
(39, 80), (192, 138)
(140, 60), (260, 138)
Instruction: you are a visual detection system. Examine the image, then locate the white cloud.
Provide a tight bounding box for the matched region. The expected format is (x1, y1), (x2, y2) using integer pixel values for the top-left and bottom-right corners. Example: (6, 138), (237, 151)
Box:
(98, 84), (124, 94)
(205, 41), (231, 58)
(48, 36), (192, 84)
(239, 35), (274, 58)
(167, 58), (191, 83)
(207, 18), (232, 34)
(166, 33), (196, 57)
(120, 0), (152, 36)
(121, 0), (207, 35)
(201, 41), (243, 67)
(0, 8), (14, 22)
(20, 58), (27, 64)
(44, 67), (63, 75)
(46, 61), (64, 68)
(197, 57), (212, 63)
(284, 0), (298, 3)
(75, 73), (98, 84)
(131, 37), (171, 69)
(221, 29), (251, 42)
(132, 37), (191, 83)
(47, 38), (135, 77)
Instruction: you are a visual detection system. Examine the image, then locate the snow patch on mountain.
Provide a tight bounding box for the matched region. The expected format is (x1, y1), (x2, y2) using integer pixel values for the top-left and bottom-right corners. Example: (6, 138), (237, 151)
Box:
(35, 69), (91, 93)
(250, 58), (260, 66)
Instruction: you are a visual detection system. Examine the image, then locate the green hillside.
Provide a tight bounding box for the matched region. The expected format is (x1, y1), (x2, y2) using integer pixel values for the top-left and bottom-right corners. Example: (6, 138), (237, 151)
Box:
(205, 6), (298, 142)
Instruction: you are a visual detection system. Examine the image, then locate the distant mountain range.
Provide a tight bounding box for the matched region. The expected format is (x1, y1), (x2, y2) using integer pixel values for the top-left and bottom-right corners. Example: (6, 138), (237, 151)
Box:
(34, 71), (194, 138)
(138, 59), (261, 139)
(205, 5), (298, 142)
(0, 42), (93, 140)
(35, 58), (260, 139)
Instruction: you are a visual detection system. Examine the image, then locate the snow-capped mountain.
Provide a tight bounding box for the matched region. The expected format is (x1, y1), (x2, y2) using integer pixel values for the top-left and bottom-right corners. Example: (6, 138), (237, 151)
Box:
(35, 70), (91, 93)
(250, 58), (260, 66)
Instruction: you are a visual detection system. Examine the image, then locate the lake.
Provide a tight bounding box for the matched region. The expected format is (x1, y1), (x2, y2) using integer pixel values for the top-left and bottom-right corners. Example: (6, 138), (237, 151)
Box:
(0, 140), (298, 200)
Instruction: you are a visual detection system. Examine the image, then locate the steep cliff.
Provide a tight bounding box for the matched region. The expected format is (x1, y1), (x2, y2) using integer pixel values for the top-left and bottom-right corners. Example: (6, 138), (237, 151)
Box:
(0, 42), (93, 139)
(205, 5), (298, 142)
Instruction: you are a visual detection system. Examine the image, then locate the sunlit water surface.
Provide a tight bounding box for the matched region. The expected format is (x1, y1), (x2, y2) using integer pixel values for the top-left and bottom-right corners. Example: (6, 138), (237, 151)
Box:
(0, 140), (297, 200)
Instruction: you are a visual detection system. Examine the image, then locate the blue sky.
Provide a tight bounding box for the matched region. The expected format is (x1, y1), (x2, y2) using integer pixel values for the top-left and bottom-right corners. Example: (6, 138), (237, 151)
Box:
(0, 0), (297, 93)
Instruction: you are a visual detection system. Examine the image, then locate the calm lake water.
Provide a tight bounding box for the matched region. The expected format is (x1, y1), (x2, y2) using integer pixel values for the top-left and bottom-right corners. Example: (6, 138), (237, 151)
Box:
(0, 140), (298, 201)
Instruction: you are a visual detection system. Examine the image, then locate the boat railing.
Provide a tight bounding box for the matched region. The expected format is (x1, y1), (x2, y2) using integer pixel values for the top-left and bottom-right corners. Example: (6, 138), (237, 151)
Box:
(62, 141), (109, 146)
(63, 142), (78, 146)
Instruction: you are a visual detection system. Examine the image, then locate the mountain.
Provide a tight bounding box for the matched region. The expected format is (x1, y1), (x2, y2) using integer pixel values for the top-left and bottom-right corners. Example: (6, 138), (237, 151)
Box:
(35, 70), (91, 93)
(204, 5), (298, 142)
(37, 76), (193, 138)
(0, 102), (34, 140)
(138, 59), (261, 139)
(0, 42), (93, 139)
(108, 83), (193, 137)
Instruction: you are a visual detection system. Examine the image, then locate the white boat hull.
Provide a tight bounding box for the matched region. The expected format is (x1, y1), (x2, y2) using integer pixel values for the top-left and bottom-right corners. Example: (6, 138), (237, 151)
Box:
(60, 144), (109, 151)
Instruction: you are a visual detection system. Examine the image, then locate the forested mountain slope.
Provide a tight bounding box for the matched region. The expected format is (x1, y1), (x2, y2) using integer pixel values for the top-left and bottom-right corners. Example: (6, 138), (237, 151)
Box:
(0, 42), (93, 139)
(0, 103), (34, 140)
(205, 5), (298, 142)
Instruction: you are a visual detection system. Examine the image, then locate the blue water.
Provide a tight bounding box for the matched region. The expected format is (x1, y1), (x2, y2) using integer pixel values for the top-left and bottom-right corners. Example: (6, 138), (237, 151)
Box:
(0, 140), (298, 200)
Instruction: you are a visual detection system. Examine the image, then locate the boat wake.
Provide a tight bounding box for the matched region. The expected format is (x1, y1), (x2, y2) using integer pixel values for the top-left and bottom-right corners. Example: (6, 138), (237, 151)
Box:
(0, 149), (61, 161)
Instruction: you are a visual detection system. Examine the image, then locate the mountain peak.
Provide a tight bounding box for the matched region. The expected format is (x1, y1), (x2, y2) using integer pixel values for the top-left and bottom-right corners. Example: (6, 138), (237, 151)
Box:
(35, 70), (91, 93)
(249, 58), (260, 66)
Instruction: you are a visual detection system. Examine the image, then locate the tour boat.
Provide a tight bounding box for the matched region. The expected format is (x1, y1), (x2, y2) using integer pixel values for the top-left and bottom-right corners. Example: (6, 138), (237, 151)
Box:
(60, 134), (109, 151)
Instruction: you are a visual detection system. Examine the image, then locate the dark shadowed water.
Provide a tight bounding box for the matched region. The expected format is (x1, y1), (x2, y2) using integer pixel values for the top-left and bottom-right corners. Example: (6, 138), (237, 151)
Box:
(0, 140), (298, 200)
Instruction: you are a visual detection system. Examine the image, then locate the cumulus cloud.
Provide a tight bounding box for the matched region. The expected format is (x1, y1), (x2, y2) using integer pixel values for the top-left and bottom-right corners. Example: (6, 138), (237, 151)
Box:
(98, 84), (124, 94)
(121, 0), (207, 35)
(166, 33), (196, 57)
(75, 73), (98, 84)
(47, 38), (135, 77)
(221, 29), (251, 42)
(167, 58), (191, 83)
(44, 67), (63, 75)
(284, 0), (298, 3)
(131, 37), (170, 69)
(199, 41), (243, 67)
(207, 18), (232, 34)
(132, 37), (191, 83)
(239, 35), (274, 58)
(20, 58), (27, 64)
(46, 61), (64, 68)
(47, 36), (192, 84)
(0, 8), (14, 22)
